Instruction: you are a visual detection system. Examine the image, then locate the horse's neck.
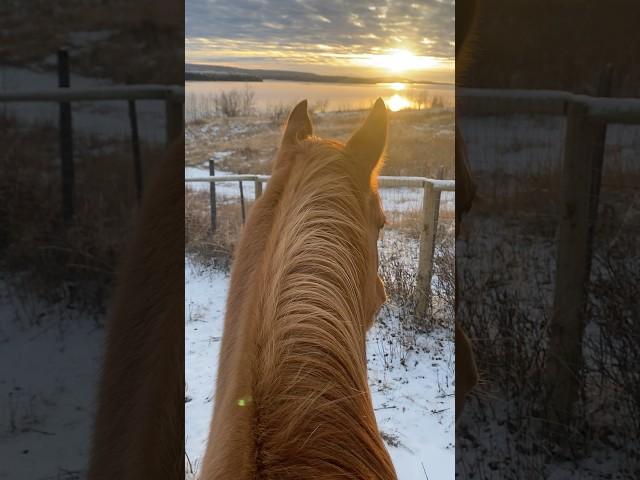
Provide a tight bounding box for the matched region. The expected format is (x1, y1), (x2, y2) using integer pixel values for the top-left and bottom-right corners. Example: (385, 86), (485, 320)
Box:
(249, 205), (395, 477)
(205, 185), (396, 478)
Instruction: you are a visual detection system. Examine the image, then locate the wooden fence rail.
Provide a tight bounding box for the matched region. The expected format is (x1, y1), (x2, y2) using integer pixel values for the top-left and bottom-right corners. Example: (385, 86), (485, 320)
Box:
(458, 87), (640, 123)
(185, 174), (454, 319)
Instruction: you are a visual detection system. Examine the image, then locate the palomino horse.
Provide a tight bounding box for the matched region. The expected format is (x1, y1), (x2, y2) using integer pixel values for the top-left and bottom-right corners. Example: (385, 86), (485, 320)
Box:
(87, 138), (184, 479)
(455, 0), (480, 420)
(200, 99), (397, 479)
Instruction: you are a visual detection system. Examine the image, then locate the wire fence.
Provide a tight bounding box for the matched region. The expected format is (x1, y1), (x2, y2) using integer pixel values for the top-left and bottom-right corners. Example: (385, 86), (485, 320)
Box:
(185, 173), (455, 318)
(457, 85), (640, 433)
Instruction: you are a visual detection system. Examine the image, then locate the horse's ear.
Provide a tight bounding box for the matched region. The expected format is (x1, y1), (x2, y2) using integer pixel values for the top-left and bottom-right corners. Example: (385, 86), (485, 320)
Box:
(282, 100), (313, 145)
(345, 98), (387, 176)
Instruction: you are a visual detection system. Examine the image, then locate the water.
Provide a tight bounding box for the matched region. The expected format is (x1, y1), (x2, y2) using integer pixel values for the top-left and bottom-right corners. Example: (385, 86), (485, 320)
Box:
(186, 79), (453, 120)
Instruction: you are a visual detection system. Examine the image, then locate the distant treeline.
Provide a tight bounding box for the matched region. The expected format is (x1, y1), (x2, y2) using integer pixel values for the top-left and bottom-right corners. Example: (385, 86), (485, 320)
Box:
(186, 63), (452, 86)
(186, 72), (263, 82)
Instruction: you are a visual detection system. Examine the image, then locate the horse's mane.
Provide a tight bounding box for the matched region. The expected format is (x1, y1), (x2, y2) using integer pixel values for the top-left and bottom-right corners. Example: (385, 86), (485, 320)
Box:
(251, 138), (393, 478)
(202, 100), (395, 479)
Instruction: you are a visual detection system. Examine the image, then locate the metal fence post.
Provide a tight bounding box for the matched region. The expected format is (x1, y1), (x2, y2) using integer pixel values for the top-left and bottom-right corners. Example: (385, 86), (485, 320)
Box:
(128, 99), (143, 201)
(58, 49), (74, 223)
(239, 181), (246, 224)
(209, 160), (217, 233)
(415, 181), (440, 318)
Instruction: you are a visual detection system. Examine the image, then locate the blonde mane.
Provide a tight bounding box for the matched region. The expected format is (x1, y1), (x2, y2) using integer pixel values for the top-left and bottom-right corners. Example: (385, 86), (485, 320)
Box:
(201, 101), (396, 479)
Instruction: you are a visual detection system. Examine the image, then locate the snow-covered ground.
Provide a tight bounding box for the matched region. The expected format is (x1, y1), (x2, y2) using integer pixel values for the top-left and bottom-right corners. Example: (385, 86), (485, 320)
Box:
(185, 255), (455, 479)
(456, 110), (640, 478)
(0, 279), (103, 479)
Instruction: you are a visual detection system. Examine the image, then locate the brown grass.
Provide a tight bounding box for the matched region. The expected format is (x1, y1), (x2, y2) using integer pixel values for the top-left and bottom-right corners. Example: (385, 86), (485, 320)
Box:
(185, 188), (246, 271)
(0, 114), (165, 315)
(0, 0), (183, 83)
(185, 108), (453, 179)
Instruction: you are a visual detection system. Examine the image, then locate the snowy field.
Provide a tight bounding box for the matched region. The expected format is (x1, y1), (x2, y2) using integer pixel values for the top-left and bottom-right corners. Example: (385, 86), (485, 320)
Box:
(185, 248), (455, 479)
(456, 111), (640, 479)
(0, 278), (103, 479)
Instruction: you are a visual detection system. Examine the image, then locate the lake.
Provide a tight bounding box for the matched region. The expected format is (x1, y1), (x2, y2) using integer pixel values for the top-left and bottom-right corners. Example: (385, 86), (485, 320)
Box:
(186, 79), (453, 120)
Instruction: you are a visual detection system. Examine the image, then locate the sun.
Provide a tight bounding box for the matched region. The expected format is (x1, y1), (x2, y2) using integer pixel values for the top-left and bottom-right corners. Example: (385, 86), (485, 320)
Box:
(369, 49), (416, 73)
(359, 49), (441, 75)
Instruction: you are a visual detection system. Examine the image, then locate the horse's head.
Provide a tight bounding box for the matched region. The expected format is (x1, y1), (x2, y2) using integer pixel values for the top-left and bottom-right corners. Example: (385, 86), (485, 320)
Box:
(270, 99), (388, 330)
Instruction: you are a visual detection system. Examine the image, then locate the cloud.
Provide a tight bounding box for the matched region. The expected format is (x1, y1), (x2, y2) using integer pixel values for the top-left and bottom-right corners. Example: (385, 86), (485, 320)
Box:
(186, 0), (454, 65)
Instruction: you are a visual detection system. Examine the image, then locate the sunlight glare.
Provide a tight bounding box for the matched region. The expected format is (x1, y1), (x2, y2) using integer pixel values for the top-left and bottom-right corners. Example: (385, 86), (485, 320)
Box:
(372, 49), (414, 73)
(361, 49), (441, 74)
(389, 82), (406, 91)
(387, 94), (412, 112)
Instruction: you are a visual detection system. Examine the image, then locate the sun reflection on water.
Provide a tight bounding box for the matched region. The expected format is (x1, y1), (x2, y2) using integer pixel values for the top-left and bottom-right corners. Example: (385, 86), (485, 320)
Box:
(387, 94), (412, 112)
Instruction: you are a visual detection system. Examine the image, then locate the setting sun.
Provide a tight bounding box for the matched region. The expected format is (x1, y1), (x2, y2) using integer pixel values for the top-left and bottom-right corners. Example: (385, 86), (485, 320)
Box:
(373, 49), (415, 72)
(360, 49), (442, 74)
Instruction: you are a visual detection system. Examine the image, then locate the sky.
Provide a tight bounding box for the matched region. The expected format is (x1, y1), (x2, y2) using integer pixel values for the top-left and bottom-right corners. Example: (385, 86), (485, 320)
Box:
(186, 0), (454, 83)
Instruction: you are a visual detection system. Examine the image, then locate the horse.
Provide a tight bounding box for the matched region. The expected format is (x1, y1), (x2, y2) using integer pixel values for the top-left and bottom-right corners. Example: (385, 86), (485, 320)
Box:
(455, 0), (480, 421)
(87, 137), (184, 479)
(199, 99), (397, 479)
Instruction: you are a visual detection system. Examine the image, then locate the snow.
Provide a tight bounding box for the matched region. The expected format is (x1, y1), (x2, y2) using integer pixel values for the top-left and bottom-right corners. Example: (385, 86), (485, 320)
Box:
(184, 257), (455, 479)
(184, 260), (228, 474)
(380, 187), (454, 213)
(0, 279), (103, 479)
(185, 166), (257, 200)
(368, 313), (455, 479)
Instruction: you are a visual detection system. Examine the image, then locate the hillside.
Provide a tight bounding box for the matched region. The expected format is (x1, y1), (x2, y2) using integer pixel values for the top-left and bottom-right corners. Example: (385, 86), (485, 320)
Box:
(185, 63), (451, 86)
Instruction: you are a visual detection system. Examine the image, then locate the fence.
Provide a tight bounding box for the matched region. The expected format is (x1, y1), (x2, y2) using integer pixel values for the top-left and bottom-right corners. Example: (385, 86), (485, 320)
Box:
(1, 50), (184, 222)
(185, 174), (454, 319)
(458, 85), (640, 427)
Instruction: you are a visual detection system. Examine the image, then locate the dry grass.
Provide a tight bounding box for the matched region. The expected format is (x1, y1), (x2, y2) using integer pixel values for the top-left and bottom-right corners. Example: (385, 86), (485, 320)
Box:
(184, 188), (246, 272)
(0, 114), (165, 317)
(0, 0), (183, 83)
(456, 186), (640, 477)
(185, 108), (454, 179)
